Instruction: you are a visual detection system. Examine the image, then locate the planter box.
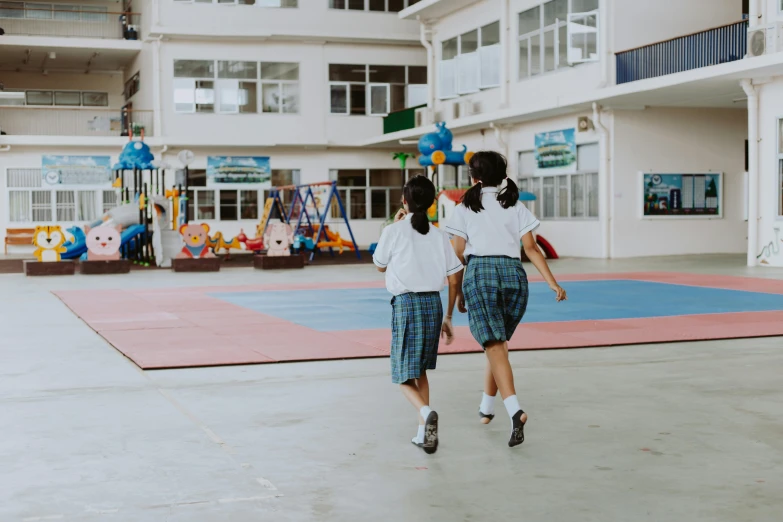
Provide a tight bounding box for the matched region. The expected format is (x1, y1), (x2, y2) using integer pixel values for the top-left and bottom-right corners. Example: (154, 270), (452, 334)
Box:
(254, 254), (305, 270)
(172, 257), (221, 272)
(80, 260), (132, 275)
(24, 260), (76, 276)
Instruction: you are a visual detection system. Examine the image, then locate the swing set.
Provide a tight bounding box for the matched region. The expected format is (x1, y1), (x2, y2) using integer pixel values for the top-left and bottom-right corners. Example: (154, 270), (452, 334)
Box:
(258, 181), (361, 262)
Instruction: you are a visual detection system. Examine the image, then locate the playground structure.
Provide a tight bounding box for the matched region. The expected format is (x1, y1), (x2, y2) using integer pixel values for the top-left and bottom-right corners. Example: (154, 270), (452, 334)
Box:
(253, 181), (360, 262)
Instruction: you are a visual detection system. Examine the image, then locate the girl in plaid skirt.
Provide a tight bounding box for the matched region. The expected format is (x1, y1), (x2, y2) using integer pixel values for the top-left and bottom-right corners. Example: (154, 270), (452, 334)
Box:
(373, 175), (464, 454)
(445, 151), (567, 448)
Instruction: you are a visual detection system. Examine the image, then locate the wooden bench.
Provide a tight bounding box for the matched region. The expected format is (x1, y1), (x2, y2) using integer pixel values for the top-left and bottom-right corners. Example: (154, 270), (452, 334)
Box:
(4, 228), (35, 255)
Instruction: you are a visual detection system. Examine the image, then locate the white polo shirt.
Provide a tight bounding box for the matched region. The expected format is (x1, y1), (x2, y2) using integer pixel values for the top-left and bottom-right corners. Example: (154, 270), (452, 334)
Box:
(373, 215), (464, 296)
(443, 187), (540, 259)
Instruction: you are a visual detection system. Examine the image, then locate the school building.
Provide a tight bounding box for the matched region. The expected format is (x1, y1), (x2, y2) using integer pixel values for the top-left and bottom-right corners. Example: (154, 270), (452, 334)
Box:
(2, 0), (783, 266)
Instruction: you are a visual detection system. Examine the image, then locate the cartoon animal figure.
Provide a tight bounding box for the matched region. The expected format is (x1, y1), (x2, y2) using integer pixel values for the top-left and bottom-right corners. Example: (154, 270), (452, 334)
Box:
(418, 122), (473, 167)
(84, 224), (123, 261)
(177, 223), (214, 259)
(207, 231), (243, 258)
(32, 225), (67, 262)
(264, 222), (293, 257)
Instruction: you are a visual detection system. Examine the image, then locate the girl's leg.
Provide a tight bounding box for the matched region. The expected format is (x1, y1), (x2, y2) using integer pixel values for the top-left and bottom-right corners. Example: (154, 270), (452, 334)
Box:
(479, 361), (498, 424)
(399, 372), (438, 453)
(485, 341), (527, 447)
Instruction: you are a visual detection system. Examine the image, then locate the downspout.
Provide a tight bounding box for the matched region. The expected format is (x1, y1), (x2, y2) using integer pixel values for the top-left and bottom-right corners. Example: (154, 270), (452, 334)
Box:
(418, 17), (434, 112)
(749, 0), (760, 25)
(500, 0), (509, 107)
(593, 103), (611, 258)
(489, 122), (508, 158)
(741, 79), (758, 267)
(598, 0), (610, 87)
(152, 35), (163, 139)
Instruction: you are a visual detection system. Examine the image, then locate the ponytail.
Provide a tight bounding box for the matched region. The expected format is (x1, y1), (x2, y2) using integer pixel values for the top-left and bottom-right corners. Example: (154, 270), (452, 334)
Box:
(497, 177), (520, 209)
(462, 150), (517, 212)
(403, 175), (436, 236)
(461, 182), (484, 213)
(410, 211), (429, 235)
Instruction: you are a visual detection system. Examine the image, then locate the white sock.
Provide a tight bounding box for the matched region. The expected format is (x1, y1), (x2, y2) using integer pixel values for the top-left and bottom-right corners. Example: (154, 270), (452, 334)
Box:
(479, 392), (496, 415)
(412, 424), (425, 444)
(503, 395), (522, 419)
(420, 406), (433, 421)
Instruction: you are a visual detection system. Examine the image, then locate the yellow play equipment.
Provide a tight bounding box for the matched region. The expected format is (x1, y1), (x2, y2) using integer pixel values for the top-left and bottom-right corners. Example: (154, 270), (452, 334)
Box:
(312, 224), (355, 254)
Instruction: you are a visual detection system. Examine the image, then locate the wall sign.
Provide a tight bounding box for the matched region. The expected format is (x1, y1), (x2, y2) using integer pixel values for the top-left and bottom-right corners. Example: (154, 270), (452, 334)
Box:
(206, 156), (271, 186)
(41, 155), (112, 186)
(534, 128), (577, 174)
(642, 173), (723, 218)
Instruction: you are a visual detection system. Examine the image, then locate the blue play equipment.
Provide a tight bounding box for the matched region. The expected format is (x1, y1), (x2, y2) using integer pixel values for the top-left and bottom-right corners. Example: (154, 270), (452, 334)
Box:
(519, 192), (536, 202)
(418, 122), (473, 167)
(263, 181), (361, 262)
(113, 140), (156, 171)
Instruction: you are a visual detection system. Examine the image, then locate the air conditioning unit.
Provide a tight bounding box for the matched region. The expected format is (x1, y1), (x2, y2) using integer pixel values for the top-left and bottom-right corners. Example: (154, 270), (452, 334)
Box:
(452, 100), (478, 120)
(414, 106), (432, 127)
(747, 23), (783, 57)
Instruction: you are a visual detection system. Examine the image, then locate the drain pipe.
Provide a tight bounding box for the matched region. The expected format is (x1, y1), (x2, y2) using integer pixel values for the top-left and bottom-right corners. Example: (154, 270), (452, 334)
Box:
(152, 36), (163, 138)
(741, 79), (758, 267)
(500, 0), (509, 107)
(418, 17), (434, 112)
(489, 122), (508, 158)
(593, 103), (611, 258)
(598, 0), (610, 86)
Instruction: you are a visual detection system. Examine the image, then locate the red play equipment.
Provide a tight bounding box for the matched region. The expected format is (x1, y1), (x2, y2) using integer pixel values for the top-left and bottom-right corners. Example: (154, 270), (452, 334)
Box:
(236, 229), (265, 252)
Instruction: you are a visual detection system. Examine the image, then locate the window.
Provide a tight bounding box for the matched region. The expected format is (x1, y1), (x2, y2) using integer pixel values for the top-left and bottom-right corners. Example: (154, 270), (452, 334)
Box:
(518, 0), (599, 80)
(261, 62), (299, 113)
(518, 143), (598, 219)
(0, 2), (107, 20)
(173, 59), (298, 114)
(329, 0), (417, 12)
(329, 64), (425, 115)
(12, 89), (109, 107)
(329, 168), (423, 220)
(438, 21), (499, 99)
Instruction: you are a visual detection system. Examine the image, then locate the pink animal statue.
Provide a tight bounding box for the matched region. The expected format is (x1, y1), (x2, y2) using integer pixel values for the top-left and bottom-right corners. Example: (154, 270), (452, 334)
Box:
(177, 223), (215, 259)
(84, 224), (123, 261)
(264, 222), (293, 257)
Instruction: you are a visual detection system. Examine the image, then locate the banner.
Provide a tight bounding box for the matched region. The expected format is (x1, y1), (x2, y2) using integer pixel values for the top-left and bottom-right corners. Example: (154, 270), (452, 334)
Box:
(206, 156), (271, 186)
(642, 173), (722, 217)
(534, 128), (577, 174)
(42, 155), (112, 186)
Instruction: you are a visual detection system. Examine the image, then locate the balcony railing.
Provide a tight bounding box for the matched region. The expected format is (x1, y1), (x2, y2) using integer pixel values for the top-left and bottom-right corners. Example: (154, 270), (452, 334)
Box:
(383, 104), (425, 134)
(0, 107), (154, 137)
(0, 6), (141, 39)
(615, 20), (748, 84)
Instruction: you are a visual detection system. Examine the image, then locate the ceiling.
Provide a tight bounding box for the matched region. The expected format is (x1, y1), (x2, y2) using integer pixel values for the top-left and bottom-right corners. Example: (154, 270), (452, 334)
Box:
(0, 43), (139, 73)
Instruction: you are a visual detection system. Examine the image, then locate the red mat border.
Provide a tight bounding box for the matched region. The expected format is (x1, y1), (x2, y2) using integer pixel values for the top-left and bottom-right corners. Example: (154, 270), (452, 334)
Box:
(54, 272), (783, 370)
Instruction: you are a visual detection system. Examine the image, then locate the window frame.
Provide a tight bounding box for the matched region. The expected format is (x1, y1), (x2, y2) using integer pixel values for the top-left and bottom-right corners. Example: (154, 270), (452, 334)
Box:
(330, 168), (425, 220)
(329, 64), (422, 116)
(438, 20), (501, 99)
(327, 0), (418, 12)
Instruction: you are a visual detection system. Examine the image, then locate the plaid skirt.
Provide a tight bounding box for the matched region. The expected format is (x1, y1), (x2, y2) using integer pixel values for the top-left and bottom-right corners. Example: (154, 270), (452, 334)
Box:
(390, 292), (443, 384)
(463, 256), (529, 348)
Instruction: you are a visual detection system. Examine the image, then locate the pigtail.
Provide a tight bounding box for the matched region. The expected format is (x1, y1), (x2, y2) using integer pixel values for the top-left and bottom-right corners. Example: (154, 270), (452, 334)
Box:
(461, 183), (484, 213)
(497, 177), (520, 209)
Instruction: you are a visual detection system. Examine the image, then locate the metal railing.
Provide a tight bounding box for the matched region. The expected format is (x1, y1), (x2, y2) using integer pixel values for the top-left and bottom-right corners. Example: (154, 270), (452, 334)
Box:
(0, 107), (154, 137)
(0, 6), (141, 39)
(615, 20), (748, 84)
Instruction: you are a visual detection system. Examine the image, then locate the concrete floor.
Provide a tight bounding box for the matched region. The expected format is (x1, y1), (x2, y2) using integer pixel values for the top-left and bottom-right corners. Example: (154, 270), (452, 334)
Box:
(1, 254), (783, 521)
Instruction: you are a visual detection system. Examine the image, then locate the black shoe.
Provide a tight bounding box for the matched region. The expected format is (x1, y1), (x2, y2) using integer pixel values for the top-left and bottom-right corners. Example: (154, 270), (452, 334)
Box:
(423, 411), (439, 454)
(479, 410), (495, 423)
(509, 410), (526, 448)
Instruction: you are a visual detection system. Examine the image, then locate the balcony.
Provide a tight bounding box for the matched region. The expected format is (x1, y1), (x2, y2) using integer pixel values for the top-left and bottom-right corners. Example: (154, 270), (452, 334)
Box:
(0, 107), (154, 137)
(615, 20), (748, 84)
(383, 105), (425, 134)
(0, 5), (141, 39)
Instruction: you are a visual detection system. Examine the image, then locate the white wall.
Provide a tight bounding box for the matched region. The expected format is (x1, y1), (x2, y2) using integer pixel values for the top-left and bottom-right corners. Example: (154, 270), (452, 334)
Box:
(155, 0), (421, 42)
(159, 40), (425, 146)
(611, 107), (747, 258)
(613, 0), (743, 52)
(754, 78), (783, 266)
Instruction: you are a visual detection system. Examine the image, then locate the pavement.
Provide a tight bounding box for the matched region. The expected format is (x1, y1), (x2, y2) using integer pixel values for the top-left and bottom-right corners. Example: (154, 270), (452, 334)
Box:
(1, 254), (782, 521)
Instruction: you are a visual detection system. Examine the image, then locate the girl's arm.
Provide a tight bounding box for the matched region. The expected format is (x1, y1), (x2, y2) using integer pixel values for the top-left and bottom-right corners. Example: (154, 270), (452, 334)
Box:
(441, 270), (463, 345)
(452, 236), (467, 265)
(521, 232), (567, 302)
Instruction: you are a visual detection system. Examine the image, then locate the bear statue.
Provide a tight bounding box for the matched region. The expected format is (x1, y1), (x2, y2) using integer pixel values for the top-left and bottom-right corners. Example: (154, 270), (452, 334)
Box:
(177, 223), (214, 259)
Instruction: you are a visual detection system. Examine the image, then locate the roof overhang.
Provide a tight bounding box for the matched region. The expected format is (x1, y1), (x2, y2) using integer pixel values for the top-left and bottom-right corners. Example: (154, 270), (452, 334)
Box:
(398, 0), (478, 22)
(359, 53), (783, 148)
